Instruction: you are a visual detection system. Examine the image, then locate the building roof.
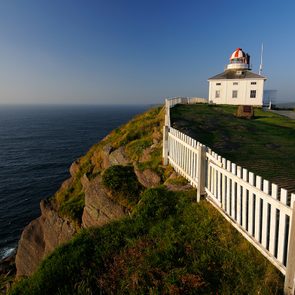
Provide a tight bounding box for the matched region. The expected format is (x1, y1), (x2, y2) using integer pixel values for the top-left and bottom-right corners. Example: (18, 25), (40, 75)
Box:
(208, 70), (266, 80)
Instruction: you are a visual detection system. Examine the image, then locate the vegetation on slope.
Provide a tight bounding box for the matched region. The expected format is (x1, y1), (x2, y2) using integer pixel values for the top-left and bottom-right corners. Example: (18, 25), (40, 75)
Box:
(52, 106), (164, 224)
(102, 165), (143, 207)
(171, 104), (295, 191)
(9, 187), (283, 295)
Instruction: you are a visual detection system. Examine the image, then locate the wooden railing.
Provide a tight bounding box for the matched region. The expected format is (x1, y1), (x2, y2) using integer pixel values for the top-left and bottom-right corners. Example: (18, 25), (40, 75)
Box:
(163, 97), (295, 294)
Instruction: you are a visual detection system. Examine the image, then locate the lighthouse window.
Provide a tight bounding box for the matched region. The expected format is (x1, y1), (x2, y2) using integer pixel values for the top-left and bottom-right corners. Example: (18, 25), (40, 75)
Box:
(251, 82), (257, 85)
(232, 90), (238, 98)
(233, 82), (238, 85)
(250, 90), (256, 98)
(215, 90), (220, 98)
(216, 83), (221, 86)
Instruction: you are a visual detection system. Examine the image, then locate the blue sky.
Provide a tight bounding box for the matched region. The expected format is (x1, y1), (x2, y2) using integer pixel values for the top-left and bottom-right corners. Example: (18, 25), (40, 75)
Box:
(0, 0), (294, 104)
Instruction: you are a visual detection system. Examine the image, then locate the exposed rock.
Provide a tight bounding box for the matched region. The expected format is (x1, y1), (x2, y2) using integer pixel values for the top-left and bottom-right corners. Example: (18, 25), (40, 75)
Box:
(15, 200), (76, 277)
(139, 147), (153, 162)
(101, 144), (113, 169)
(81, 174), (90, 190)
(69, 160), (80, 177)
(108, 146), (130, 166)
(60, 177), (74, 191)
(97, 145), (130, 170)
(82, 176), (127, 228)
(134, 168), (161, 188)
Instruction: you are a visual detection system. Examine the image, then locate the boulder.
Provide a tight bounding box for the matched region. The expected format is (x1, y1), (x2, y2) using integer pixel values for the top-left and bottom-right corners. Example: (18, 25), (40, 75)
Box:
(139, 147), (153, 162)
(134, 168), (161, 188)
(82, 176), (127, 228)
(108, 146), (130, 166)
(98, 145), (130, 170)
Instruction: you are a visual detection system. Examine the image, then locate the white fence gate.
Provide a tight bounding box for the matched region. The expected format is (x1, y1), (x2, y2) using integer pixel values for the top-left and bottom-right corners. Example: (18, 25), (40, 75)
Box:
(163, 97), (295, 294)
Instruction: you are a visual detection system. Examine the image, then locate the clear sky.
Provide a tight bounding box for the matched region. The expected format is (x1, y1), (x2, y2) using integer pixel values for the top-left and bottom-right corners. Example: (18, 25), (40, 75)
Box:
(0, 0), (294, 105)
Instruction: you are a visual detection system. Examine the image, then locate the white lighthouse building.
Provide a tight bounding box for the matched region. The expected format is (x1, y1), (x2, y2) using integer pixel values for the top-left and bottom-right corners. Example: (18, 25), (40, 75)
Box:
(208, 48), (266, 106)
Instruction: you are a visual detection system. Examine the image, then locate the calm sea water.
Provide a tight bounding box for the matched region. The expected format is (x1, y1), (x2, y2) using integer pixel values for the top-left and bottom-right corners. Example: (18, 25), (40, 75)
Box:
(0, 104), (148, 261)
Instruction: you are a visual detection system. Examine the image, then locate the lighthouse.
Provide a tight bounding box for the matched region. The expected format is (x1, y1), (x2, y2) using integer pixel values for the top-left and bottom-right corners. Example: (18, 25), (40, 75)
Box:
(208, 48), (266, 106)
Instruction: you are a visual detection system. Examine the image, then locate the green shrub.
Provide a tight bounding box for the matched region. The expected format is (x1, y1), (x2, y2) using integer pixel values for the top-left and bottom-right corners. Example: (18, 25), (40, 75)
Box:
(102, 165), (142, 205)
(134, 186), (178, 223)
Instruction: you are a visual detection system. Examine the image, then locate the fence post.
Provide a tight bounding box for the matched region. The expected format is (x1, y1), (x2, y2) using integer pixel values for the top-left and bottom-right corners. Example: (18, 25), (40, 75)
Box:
(165, 99), (170, 127)
(284, 201), (295, 295)
(163, 125), (169, 166)
(197, 144), (206, 202)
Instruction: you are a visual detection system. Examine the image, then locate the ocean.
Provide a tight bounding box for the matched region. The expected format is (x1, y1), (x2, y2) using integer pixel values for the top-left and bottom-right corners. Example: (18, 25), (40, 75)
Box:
(0, 104), (148, 261)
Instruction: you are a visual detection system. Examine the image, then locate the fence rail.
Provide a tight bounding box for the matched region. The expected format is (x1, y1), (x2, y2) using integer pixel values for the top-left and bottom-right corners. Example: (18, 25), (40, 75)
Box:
(163, 97), (295, 294)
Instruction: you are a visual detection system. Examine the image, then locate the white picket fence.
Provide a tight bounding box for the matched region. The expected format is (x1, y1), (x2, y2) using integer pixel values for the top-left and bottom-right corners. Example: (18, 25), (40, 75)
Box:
(163, 97), (295, 294)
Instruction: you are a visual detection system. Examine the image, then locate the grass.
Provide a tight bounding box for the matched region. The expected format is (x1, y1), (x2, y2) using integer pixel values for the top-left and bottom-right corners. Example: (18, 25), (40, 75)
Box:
(103, 106), (164, 149)
(171, 104), (295, 191)
(125, 138), (152, 161)
(9, 187), (283, 294)
(165, 175), (188, 186)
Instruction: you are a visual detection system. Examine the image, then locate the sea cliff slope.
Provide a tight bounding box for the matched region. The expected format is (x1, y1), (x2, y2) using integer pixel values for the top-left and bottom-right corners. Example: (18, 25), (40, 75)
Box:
(8, 105), (284, 295)
(15, 106), (166, 277)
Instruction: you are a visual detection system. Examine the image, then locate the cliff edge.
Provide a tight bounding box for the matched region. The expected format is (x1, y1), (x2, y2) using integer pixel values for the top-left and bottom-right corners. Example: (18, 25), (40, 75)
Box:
(15, 106), (166, 277)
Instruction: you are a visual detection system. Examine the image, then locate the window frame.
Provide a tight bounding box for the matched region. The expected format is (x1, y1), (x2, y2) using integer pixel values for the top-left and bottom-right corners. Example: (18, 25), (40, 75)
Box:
(215, 90), (220, 98)
(232, 90), (238, 98)
(250, 90), (257, 98)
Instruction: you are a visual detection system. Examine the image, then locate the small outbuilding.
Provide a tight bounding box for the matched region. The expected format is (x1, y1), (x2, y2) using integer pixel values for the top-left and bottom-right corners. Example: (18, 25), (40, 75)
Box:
(208, 48), (266, 106)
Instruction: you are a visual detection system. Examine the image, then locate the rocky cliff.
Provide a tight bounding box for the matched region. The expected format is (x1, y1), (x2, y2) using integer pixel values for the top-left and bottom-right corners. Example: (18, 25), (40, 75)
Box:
(15, 200), (76, 277)
(15, 106), (167, 277)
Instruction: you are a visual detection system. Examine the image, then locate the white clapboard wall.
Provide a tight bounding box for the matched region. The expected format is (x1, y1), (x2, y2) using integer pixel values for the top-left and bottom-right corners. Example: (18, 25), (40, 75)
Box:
(163, 97), (295, 294)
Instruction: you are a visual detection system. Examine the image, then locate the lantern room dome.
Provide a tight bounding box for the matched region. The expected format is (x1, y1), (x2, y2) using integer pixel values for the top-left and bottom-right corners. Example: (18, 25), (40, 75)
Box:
(230, 48), (246, 60)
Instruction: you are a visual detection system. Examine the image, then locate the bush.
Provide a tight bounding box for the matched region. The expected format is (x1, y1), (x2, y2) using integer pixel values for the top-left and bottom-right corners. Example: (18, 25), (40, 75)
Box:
(102, 165), (142, 205)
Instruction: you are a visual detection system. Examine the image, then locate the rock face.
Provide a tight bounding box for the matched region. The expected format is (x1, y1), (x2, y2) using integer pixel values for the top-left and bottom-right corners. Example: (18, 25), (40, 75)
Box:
(108, 146), (130, 167)
(15, 200), (76, 277)
(82, 176), (127, 228)
(69, 160), (80, 177)
(135, 168), (161, 188)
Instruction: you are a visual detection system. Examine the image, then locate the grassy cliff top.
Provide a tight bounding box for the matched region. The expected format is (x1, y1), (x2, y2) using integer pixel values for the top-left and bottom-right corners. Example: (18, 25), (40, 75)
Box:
(171, 104), (295, 192)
